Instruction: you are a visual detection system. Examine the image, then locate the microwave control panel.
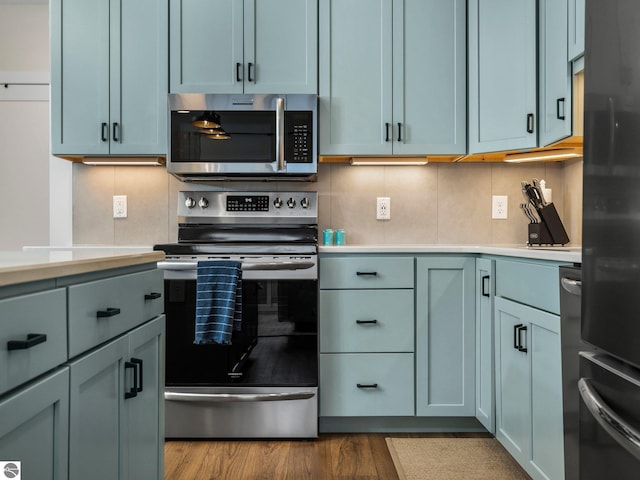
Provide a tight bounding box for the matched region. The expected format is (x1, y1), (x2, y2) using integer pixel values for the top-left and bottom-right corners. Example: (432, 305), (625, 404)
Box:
(285, 111), (313, 163)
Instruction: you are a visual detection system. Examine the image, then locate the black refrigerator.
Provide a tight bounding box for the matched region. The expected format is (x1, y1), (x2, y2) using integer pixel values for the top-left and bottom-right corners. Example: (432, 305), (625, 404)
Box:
(581, 0), (640, 478)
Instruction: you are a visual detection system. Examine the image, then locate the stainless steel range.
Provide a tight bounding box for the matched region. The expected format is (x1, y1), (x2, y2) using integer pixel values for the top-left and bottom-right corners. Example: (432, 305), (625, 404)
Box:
(154, 191), (318, 438)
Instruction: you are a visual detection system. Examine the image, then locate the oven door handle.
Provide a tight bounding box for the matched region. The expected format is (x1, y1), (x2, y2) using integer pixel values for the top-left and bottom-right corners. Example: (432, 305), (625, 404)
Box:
(164, 391), (316, 403)
(242, 261), (315, 271)
(158, 260), (315, 271)
(579, 377), (640, 461)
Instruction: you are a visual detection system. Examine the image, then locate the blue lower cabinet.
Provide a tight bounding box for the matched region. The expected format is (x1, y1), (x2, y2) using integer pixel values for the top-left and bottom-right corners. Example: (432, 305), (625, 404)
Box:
(415, 257), (476, 416)
(494, 296), (564, 480)
(476, 258), (495, 433)
(319, 353), (414, 416)
(0, 368), (69, 480)
(69, 316), (165, 480)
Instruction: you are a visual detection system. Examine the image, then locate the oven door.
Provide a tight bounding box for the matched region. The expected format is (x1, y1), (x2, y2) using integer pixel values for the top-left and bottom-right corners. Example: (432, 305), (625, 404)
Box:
(160, 257), (318, 438)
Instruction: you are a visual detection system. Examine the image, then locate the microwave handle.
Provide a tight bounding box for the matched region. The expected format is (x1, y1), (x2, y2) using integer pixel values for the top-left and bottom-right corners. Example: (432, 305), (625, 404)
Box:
(276, 97), (285, 172)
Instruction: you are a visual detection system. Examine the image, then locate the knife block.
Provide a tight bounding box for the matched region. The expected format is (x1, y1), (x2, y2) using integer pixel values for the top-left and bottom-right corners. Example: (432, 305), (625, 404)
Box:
(527, 202), (570, 245)
(528, 222), (554, 245)
(537, 202), (570, 245)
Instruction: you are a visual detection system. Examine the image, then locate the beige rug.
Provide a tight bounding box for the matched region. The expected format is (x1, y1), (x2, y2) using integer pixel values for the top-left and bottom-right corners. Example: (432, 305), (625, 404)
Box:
(385, 437), (530, 480)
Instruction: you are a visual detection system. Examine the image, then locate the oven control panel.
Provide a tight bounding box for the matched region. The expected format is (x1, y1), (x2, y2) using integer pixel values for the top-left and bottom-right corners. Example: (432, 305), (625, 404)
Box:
(178, 191), (317, 222)
(226, 195), (270, 212)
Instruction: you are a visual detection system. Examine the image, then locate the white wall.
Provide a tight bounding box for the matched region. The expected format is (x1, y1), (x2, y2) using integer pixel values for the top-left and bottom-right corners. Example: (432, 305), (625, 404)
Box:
(0, 4), (72, 249)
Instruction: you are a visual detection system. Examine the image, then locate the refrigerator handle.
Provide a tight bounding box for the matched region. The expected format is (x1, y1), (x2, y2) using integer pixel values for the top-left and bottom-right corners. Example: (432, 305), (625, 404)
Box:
(578, 377), (640, 462)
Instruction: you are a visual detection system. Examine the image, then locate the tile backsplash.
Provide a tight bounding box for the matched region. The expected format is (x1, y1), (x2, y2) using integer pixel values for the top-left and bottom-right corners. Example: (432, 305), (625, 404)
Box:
(73, 159), (582, 246)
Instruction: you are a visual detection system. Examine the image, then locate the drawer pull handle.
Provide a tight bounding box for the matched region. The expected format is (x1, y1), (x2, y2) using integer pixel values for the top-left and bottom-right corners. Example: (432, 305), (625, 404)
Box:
(97, 307), (121, 318)
(481, 275), (490, 297)
(7, 333), (47, 351)
(124, 361), (138, 399)
(356, 319), (378, 325)
(131, 357), (144, 393)
(356, 271), (378, 276)
(144, 292), (162, 300)
(517, 325), (528, 353)
(357, 383), (378, 389)
(513, 324), (523, 350)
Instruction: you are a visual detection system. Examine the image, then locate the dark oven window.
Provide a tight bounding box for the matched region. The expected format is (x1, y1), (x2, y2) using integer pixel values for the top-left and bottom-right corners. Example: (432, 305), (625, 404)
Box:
(164, 278), (318, 387)
(171, 111), (276, 164)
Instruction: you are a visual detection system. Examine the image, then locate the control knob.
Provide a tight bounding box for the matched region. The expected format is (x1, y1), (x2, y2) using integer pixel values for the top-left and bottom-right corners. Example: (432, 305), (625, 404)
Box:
(198, 197), (209, 208)
(185, 197), (196, 209)
(300, 197), (310, 209)
(273, 197), (283, 208)
(287, 198), (296, 208)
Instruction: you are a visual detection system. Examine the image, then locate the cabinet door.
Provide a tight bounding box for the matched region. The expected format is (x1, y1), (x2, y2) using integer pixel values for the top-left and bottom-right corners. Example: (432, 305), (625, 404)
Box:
(568, 0), (585, 61)
(169, 0), (244, 93)
(494, 297), (531, 465)
(51, 0), (110, 155)
(245, 0), (318, 94)
(468, 0), (537, 153)
(0, 368), (69, 480)
(530, 321), (564, 480)
(392, 0), (466, 155)
(416, 257), (475, 416)
(319, 0), (393, 155)
(69, 336), (128, 480)
(111, 0), (168, 155)
(539, 0), (572, 147)
(125, 316), (165, 480)
(475, 258), (495, 433)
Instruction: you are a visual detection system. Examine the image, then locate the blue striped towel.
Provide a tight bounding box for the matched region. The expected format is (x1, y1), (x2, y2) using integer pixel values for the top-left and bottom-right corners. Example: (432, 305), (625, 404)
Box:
(194, 260), (242, 345)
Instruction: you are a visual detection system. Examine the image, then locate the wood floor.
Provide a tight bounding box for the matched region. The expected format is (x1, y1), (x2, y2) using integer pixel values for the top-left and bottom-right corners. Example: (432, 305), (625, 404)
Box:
(164, 432), (493, 480)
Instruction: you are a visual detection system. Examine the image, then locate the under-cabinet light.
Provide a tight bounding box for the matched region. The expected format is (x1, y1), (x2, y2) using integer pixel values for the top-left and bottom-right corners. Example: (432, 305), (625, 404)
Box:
(350, 157), (428, 166)
(504, 148), (582, 163)
(81, 157), (165, 166)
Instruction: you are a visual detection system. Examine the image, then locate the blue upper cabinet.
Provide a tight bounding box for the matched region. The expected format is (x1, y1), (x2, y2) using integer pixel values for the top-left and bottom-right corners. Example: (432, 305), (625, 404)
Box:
(539, 0), (572, 146)
(170, 0), (318, 94)
(51, 0), (168, 156)
(319, 0), (466, 156)
(468, 0), (537, 154)
(568, 0), (585, 62)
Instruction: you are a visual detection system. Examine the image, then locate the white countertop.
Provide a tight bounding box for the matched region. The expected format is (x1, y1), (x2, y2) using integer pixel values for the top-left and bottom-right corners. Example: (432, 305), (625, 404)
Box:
(0, 248), (164, 287)
(319, 244), (581, 263)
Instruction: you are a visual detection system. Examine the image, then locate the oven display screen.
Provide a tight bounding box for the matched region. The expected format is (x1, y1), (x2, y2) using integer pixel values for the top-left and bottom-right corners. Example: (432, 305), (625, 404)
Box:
(226, 195), (270, 212)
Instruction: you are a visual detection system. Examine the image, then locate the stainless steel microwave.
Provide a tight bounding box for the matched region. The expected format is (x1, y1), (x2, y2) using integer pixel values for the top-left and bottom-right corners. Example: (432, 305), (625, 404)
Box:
(168, 94), (317, 181)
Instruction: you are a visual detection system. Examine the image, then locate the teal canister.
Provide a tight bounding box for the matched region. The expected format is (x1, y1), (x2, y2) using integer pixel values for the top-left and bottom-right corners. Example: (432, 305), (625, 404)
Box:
(335, 229), (346, 245)
(323, 229), (334, 245)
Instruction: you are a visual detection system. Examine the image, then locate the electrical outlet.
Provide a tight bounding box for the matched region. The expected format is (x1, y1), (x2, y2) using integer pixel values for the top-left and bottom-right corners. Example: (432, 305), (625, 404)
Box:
(113, 195), (127, 218)
(377, 197), (391, 220)
(492, 195), (508, 219)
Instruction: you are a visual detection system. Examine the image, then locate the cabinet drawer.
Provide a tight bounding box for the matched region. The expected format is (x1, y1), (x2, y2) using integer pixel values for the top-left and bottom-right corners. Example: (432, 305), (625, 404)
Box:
(68, 269), (163, 358)
(320, 290), (414, 353)
(319, 353), (414, 416)
(0, 288), (67, 396)
(495, 259), (560, 314)
(320, 257), (414, 289)
(140, 269), (164, 321)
